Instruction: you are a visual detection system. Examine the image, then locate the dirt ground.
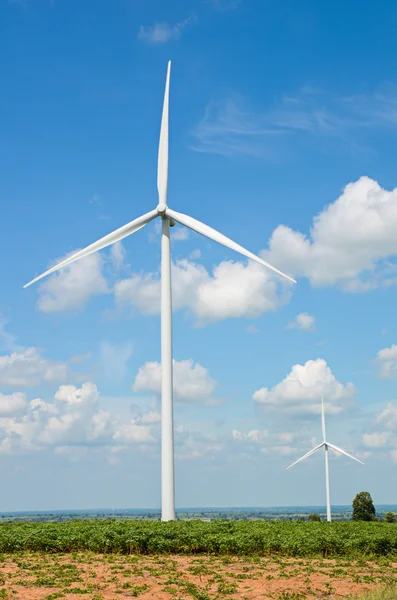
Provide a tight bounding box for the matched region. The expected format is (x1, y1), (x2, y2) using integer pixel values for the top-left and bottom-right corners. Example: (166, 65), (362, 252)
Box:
(0, 553), (396, 600)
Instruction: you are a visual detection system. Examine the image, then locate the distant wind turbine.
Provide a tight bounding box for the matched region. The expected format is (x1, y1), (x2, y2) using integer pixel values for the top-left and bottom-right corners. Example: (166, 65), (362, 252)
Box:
(286, 396), (363, 522)
(24, 62), (296, 522)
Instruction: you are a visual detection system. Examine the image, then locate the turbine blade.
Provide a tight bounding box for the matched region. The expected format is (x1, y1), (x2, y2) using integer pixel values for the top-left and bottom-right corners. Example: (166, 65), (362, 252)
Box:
(166, 209), (296, 284)
(24, 209), (158, 288)
(286, 442), (324, 470)
(321, 396), (326, 442)
(327, 442), (364, 465)
(157, 61), (171, 206)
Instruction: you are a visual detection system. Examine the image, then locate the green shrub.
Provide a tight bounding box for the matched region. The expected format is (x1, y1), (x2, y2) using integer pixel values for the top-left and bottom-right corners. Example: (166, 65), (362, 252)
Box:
(0, 519), (397, 557)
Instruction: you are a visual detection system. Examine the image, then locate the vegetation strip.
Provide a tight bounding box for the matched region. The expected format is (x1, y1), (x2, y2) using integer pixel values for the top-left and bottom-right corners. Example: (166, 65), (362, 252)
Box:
(0, 520), (397, 556)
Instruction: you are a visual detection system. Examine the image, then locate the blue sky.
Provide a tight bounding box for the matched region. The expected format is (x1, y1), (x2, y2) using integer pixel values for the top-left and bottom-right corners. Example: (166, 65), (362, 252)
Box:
(1, 0), (397, 512)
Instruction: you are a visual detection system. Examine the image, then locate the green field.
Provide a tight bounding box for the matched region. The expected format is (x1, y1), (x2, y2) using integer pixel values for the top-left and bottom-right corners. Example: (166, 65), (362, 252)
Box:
(0, 520), (396, 557)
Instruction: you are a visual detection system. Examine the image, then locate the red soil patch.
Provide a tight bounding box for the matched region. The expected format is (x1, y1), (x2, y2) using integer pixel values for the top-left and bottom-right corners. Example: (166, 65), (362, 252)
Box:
(0, 554), (395, 599)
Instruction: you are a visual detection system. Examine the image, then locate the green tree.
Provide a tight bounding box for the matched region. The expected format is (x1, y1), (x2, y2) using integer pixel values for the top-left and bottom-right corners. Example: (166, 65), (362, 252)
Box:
(308, 513), (321, 522)
(384, 511), (397, 523)
(352, 491), (376, 521)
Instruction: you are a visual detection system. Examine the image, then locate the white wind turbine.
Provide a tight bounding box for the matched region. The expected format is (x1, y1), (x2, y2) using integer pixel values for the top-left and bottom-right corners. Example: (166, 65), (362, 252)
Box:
(24, 62), (296, 521)
(286, 396), (363, 522)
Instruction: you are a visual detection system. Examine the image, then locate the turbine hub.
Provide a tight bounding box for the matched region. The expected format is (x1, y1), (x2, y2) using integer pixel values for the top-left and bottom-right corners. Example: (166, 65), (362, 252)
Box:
(157, 203), (167, 215)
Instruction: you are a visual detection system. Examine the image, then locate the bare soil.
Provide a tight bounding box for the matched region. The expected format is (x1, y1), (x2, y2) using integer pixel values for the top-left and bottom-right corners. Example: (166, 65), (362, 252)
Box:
(0, 553), (396, 599)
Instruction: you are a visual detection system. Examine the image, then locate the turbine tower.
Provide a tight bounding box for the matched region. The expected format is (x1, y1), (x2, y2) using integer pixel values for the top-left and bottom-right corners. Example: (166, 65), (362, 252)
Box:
(24, 62), (296, 521)
(286, 396), (363, 522)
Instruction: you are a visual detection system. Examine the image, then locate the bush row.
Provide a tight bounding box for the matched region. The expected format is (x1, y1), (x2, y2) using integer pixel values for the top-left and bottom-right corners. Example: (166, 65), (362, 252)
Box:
(0, 520), (396, 557)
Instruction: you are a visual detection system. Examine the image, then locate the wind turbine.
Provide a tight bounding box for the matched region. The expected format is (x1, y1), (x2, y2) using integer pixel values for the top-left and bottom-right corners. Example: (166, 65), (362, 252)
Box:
(24, 62), (296, 522)
(286, 396), (363, 522)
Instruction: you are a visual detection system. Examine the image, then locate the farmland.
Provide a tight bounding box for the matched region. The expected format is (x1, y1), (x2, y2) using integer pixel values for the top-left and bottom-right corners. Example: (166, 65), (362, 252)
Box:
(0, 520), (397, 557)
(0, 521), (396, 599)
(0, 550), (396, 599)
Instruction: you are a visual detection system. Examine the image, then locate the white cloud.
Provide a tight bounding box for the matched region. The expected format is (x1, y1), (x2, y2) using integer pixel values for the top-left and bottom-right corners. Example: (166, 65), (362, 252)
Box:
(193, 260), (289, 323)
(277, 432), (296, 443)
(191, 97), (286, 158)
(231, 427), (300, 459)
(36, 252), (108, 313)
(0, 393), (27, 415)
(132, 358), (218, 404)
(376, 402), (397, 431)
(266, 177), (397, 290)
(110, 242), (125, 270)
(113, 421), (154, 444)
(54, 382), (99, 407)
(363, 431), (391, 448)
(375, 345), (397, 379)
(171, 226), (189, 241)
(0, 382), (156, 454)
(115, 258), (289, 324)
(0, 315), (21, 352)
(138, 17), (193, 44)
(232, 428), (268, 443)
(390, 450), (397, 464)
(287, 312), (316, 332)
(188, 249), (202, 260)
(138, 410), (161, 425)
(0, 347), (69, 388)
(253, 358), (355, 415)
(191, 86), (397, 159)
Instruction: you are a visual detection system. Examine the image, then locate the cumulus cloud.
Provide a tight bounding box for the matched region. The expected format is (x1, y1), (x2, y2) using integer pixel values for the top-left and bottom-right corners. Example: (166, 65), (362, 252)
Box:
(110, 242), (125, 270)
(253, 358), (356, 415)
(29, 178), (397, 323)
(376, 402), (397, 431)
(36, 252), (108, 313)
(115, 258), (290, 324)
(0, 314), (21, 352)
(113, 422), (154, 444)
(232, 428), (268, 442)
(287, 312), (316, 332)
(132, 358), (218, 404)
(137, 410), (161, 425)
(138, 17), (193, 44)
(172, 226), (189, 241)
(0, 347), (69, 388)
(231, 427), (299, 458)
(375, 345), (397, 379)
(0, 393), (27, 415)
(0, 382), (157, 454)
(363, 431), (391, 448)
(265, 177), (397, 290)
(362, 403), (397, 461)
(54, 382), (99, 407)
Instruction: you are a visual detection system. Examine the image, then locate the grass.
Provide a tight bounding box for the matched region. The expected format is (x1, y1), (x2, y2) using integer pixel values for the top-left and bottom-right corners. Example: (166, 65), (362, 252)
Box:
(354, 584), (397, 599)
